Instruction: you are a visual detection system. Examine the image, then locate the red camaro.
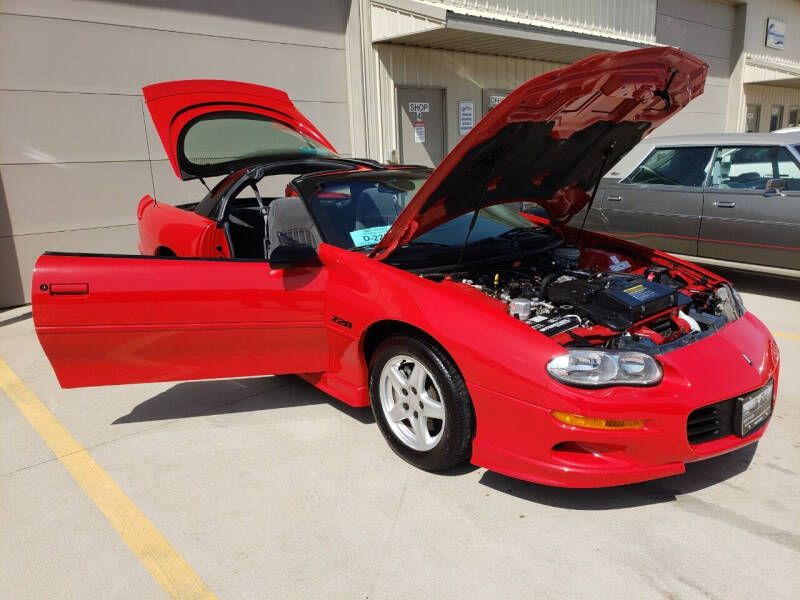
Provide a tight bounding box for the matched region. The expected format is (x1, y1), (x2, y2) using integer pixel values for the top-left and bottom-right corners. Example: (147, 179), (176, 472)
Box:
(32, 47), (779, 487)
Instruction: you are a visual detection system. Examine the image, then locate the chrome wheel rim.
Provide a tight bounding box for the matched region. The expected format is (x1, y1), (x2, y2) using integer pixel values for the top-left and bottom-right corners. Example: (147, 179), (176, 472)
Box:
(379, 355), (445, 451)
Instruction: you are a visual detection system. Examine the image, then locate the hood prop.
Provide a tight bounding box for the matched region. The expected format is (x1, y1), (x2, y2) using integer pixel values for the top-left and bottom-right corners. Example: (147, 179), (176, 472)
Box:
(456, 156), (497, 267)
(654, 68), (678, 111)
(576, 142), (616, 247)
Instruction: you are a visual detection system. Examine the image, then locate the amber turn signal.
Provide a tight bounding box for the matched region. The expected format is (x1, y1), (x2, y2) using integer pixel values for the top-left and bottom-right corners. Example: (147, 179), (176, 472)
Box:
(552, 411), (646, 430)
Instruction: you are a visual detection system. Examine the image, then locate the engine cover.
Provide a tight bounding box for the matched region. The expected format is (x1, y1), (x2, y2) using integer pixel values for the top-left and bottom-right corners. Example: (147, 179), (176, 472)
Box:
(547, 275), (691, 330)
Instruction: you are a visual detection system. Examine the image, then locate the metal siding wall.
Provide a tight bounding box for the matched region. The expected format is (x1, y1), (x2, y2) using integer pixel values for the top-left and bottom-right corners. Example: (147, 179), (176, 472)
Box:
(742, 0), (800, 73)
(653, 0), (734, 137)
(744, 84), (800, 131)
(419, 0), (656, 43)
(374, 43), (564, 162)
(0, 0), (350, 307)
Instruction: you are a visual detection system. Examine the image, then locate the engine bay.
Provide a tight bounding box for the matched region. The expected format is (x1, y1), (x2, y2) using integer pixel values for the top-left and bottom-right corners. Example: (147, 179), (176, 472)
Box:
(421, 244), (743, 354)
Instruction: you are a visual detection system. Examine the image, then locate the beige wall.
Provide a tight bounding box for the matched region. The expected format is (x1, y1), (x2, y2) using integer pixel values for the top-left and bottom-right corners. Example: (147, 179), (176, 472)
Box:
(744, 83), (800, 131)
(652, 0), (735, 137)
(373, 43), (564, 162)
(0, 0), (351, 307)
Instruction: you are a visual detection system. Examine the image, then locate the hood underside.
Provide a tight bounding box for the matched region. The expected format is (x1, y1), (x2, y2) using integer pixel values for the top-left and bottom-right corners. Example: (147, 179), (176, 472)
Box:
(370, 46), (707, 260)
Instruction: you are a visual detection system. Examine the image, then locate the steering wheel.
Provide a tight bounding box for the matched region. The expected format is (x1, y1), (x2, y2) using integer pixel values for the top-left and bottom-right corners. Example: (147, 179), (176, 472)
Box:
(636, 165), (680, 186)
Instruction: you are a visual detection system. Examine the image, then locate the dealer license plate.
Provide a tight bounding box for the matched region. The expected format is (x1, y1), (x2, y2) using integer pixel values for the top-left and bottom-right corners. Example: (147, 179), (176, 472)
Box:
(736, 380), (773, 437)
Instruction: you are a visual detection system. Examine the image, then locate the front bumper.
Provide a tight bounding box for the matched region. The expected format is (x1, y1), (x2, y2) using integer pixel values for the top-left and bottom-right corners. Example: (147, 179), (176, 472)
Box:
(469, 312), (780, 488)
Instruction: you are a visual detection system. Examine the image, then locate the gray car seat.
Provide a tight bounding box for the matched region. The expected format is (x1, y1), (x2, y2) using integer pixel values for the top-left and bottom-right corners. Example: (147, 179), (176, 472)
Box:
(355, 188), (398, 229)
(267, 197), (322, 257)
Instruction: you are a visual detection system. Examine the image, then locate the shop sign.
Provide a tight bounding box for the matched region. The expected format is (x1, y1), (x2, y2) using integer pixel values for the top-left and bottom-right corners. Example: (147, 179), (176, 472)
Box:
(459, 100), (474, 136)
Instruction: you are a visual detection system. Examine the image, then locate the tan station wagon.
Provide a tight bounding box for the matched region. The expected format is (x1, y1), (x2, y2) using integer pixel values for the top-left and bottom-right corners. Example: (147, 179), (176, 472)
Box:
(571, 133), (800, 271)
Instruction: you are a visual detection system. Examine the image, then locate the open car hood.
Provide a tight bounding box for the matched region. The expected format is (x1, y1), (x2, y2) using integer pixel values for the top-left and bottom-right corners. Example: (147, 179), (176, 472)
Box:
(370, 46), (707, 260)
(143, 80), (338, 180)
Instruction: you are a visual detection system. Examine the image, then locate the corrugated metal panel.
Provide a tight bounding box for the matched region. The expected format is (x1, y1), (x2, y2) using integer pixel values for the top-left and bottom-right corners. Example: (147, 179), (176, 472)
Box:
(744, 61), (800, 84)
(371, 2), (445, 41)
(384, 27), (612, 62)
(743, 83), (800, 131)
(418, 0), (656, 43)
(742, 0), (800, 72)
(372, 43), (564, 161)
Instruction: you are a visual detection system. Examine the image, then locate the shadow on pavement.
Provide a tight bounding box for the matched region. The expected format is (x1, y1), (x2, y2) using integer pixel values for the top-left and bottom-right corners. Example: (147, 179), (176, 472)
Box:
(478, 442), (757, 509)
(710, 266), (800, 302)
(114, 375), (375, 425)
(0, 310), (32, 327)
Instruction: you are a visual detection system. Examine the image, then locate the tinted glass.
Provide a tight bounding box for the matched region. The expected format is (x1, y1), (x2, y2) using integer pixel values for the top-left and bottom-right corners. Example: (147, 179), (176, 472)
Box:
(182, 113), (335, 169)
(309, 176), (426, 249)
(709, 146), (800, 190)
(770, 105), (784, 132)
(624, 147), (713, 187)
(308, 175), (540, 250)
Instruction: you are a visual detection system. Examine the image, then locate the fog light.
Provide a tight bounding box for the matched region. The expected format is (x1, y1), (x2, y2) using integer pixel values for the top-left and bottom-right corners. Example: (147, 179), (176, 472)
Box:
(552, 411), (645, 430)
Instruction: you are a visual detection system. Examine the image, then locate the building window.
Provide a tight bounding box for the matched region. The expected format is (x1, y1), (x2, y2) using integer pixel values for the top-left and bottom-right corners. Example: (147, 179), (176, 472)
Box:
(746, 104), (761, 132)
(769, 105), (784, 131)
(789, 106), (799, 127)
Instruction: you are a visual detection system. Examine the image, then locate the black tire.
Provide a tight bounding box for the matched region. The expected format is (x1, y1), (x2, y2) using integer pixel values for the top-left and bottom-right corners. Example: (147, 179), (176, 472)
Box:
(368, 334), (474, 471)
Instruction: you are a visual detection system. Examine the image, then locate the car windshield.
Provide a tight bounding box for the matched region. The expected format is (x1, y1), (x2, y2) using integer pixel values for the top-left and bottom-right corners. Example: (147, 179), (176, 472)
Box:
(307, 173), (543, 251)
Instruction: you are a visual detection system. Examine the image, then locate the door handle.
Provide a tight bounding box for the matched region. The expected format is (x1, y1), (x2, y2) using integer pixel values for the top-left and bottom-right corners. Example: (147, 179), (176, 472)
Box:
(607, 195), (622, 201)
(713, 201), (736, 208)
(763, 189), (784, 197)
(49, 283), (89, 295)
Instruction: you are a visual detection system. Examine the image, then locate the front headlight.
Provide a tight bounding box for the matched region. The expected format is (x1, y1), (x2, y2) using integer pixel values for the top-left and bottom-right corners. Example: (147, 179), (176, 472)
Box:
(715, 283), (746, 321)
(546, 350), (663, 387)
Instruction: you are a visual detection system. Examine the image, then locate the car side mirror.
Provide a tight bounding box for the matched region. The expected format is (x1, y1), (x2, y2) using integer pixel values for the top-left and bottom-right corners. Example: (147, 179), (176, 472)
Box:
(269, 244), (320, 269)
(766, 178), (786, 191)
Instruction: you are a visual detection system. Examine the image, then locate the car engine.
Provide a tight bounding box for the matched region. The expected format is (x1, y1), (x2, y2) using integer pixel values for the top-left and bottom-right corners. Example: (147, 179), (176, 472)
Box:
(421, 245), (742, 352)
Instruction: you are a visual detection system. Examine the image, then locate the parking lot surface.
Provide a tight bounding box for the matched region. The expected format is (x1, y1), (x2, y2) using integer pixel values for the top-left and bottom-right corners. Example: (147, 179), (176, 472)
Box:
(1, 266), (799, 600)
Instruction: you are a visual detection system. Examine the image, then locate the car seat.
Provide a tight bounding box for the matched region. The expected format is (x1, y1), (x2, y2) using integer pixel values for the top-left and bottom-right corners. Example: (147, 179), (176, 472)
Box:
(267, 197), (322, 257)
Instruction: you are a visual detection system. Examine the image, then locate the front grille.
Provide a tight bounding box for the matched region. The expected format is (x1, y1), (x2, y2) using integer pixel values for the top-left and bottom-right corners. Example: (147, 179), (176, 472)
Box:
(687, 398), (735, 445)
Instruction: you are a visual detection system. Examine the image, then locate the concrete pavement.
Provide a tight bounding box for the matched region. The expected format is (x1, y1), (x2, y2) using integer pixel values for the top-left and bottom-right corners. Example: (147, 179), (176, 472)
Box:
(1, 267), (798, 599)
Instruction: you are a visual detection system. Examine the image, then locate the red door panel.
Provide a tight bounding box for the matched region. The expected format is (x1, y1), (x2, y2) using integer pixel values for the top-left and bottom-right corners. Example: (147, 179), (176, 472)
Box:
(32, 254), (328, 388)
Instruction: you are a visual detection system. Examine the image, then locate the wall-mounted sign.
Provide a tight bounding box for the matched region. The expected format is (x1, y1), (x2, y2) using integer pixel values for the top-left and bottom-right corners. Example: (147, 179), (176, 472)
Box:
(459, 100), (474, 136)
(766, 17), (785, 50)
(488, 95), (507, 110)
(413, 121), (425, 143)
(408, 102), (430, 115)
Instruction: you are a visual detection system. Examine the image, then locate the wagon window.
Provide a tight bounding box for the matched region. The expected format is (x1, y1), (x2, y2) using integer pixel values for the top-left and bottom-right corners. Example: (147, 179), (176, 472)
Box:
(623, 147), (713, 187)
(708, 146), (800, 190)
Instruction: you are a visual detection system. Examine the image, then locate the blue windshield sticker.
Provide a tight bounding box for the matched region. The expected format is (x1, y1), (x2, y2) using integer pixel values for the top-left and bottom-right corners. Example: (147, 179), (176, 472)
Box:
(349, 225), (391, 248)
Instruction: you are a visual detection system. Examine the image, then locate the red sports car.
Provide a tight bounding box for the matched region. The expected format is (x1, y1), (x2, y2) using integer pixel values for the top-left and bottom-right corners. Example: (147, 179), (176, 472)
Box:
(31, 47), (779, 488)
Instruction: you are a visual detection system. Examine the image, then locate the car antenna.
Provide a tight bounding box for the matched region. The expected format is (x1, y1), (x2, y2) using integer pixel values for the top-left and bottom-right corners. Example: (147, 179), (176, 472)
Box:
(456, 157), (496, 267)
(198, 177), (212, 193)
(576, 142), (615, 247)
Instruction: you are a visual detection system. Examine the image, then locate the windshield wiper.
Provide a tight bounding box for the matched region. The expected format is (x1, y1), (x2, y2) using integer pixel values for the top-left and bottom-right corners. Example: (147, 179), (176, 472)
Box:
(403, 241), (450, 247)
(496, 227), (541, 239)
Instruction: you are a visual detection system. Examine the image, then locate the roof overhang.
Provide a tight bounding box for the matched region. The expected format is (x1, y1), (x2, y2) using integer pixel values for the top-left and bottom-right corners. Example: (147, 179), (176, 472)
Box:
(371, 1), (649, 63)
(743, 57), (800, 89)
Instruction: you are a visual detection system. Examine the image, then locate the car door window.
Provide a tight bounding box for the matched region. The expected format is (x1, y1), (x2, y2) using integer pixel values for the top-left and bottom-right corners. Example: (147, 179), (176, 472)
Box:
(709, 146), (800, 190)
(623, 147), (713, 187)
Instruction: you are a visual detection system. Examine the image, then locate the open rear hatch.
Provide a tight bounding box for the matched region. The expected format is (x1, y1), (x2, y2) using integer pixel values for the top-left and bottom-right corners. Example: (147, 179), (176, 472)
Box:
(143, 79), (338, 180)
(370, 46), (708, 259)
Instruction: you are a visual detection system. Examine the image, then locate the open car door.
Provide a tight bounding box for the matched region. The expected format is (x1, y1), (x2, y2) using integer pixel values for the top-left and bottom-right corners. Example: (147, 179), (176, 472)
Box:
(32, 254), (328, 388)
(143, 79), (338, 180)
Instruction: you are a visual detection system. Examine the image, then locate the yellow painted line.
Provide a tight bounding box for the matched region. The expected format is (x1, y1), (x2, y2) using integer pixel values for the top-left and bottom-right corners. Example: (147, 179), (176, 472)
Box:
(0, 358), (218, 600)
(772, 331), (800, 342)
